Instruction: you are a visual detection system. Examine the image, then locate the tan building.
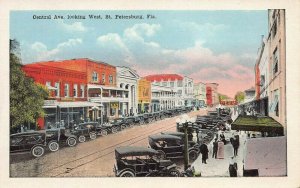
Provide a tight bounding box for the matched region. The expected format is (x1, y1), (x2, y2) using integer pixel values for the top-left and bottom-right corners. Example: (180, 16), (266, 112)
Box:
(267, 9), (286, 133)
(193, 82), (206, 106)
(137, 78), (151, 113)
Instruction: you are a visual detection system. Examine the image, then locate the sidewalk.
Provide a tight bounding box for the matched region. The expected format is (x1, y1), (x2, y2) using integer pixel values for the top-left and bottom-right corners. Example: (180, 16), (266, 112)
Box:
(191, 107), (245, 177)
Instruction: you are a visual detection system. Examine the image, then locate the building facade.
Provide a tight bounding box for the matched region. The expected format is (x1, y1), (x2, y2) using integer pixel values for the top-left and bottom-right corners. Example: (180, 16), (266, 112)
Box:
(151, 83), (176, 112)
(137, 78), (151, 113)
(116, 66), (139, 116)
(206, 83), (219, 106)
(183, 76), (194, 106)
(193, 82), (206, 107)
(267, 9), (286, 130)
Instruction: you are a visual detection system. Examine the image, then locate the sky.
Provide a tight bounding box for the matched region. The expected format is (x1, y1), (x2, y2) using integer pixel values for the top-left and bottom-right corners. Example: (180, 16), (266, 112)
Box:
(10, 10), (268, 98)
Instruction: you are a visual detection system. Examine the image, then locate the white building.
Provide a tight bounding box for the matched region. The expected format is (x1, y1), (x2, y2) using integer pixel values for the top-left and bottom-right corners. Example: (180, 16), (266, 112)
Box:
(151, 83), (177, 112)
(257, 37), (269, 98)
(194, 82), (206, 106)
(116, 66), (140, 116)
(183, 76), (194, 106)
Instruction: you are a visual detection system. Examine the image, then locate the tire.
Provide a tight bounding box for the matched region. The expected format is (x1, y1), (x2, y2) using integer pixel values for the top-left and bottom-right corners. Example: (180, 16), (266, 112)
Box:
(155, 150), (166, 160)
(31, 145), (45, 158)
(111, 127), (118, 134)
(169, 168), (181, 177)
(119, 170), (135, 177)
(89, 132), (97, 140)
(139, 119), (145, 125)
(78, 135), (86, 143)
(189, 150), (199, 162)
(48, 140), (59, 152)
(121, 124), (126, 130)
(100, 129), (108, 136)
(66, 137), (77, 147)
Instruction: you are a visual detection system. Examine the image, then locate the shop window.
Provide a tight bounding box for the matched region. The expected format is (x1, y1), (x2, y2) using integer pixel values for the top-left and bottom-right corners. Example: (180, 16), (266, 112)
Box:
(64, 84), (69, 97)
(55, 82), (60, 97)
(73, 84), (78, 98)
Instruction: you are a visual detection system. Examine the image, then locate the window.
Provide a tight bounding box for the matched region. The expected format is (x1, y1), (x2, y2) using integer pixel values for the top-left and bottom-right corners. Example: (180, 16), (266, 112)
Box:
(102, 73), (105, 84)
(260, 75), (265, 87)
(92, 72), (98, 82)
(109, 75), (113, 84)
(55, 82), (60, 97)
(274, 90), (279, 117)
(170, 82), (174, 87)
(80, 85), (85, 98)
(177, 90), (182, 95)
(272, 21), (277, 38)
(162, 82), (167, 86)
(73, 84), (78, 98)
(64, 84), (69, 97)
(46, 81), (51, 87)
(273, 48), (279, 75)
(177, 81), (183, 87)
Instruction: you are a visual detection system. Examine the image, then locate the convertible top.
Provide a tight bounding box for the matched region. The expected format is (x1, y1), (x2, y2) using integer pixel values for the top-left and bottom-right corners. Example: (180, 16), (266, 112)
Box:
(115, 146), (159, 158)
(148, 134), (182, 141)
(161, 131), (185, 137)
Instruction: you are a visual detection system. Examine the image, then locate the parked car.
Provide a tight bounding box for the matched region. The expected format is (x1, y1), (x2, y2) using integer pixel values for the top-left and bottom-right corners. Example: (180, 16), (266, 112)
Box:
(109, 118), (129, 131)
(161, 131), (200, 152)
(72, 122), (98, 143)
(113, 146), (180, 177)
(148, 134), (199, 162)
(45, 127), (78, 151)
(10, 131), (47, 157)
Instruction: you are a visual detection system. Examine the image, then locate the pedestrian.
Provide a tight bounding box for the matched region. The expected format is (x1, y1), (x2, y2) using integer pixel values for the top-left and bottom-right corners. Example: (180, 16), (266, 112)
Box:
(212, 138), (218, 159)
(232, 137), (239, 157)
(199, 142), (209, 164)
(228, 156), (238, 177)
(220, 132), (226, 145)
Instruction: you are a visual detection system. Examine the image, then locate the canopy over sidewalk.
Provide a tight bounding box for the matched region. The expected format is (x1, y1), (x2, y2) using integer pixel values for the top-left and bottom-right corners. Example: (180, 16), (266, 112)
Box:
(231, 115), (284, 135)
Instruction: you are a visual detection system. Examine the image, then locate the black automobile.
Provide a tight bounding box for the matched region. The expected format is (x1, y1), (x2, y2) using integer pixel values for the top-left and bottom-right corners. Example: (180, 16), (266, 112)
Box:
(46, 127), (78, 151)
(10, 131), (47, 157)
(148, 134), (199, 162)
(109, 118), (130, 131)
(113, 146), (180, 177)
(72, 122), (98, 143)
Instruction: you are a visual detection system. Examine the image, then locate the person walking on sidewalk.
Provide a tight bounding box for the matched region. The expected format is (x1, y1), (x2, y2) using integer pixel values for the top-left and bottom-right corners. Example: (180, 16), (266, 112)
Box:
(212, 138), (218, 159)
(228, 156), (238, 177)
(199, 142), (209, 164)
(232, 137), (239, 157)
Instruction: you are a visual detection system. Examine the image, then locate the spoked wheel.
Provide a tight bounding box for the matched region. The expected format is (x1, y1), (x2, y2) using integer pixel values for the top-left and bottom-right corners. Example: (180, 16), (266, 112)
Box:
(129, 123), (134, 128)
(120, 124), (127, 130)
(78, 135), (86, 143)
(153, 150), (166, 160)
(31, 145), (45, 158)
(111, 127), (118, 134)
(48, 140), (59, 152)
(90, 132), (97, 140)
(168, 169), (181, 177)
(100, 129), (108, 136)
(189, 150), (199, 162)
(66, 137), (77, 147)
(119, 170), (135, 177)
(139, 119), (145, 125)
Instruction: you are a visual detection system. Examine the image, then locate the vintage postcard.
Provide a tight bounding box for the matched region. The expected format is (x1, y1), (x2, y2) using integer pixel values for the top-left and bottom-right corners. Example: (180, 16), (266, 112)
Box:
(1, 0), (300, 188)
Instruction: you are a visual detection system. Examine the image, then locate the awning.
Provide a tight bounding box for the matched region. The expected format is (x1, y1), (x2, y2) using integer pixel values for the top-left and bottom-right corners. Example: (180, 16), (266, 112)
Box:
(231, 115), (283, 135)
(43, 101), (103, 108)
(244, 136), (286, 176)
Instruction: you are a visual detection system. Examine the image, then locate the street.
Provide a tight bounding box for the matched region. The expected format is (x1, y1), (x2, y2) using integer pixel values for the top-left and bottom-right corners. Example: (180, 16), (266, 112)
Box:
(10, 110), (206, 177)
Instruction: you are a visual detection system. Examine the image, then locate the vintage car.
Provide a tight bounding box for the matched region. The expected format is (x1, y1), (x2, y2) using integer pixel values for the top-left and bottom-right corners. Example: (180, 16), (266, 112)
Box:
(96, 122), (119, 134)
(45, 127), (78, 151)
(113, 146), (180, 177)
(72, 122), (98, 143)
(10, 131), (47, 157)
(109, 118), (131, 131)
(148, 134), (199, 162)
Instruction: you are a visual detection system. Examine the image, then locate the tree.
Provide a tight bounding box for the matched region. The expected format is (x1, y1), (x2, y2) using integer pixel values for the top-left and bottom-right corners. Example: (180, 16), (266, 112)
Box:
(234, 91), (245, 104)
(10, 39), (48, 132)
(219, 93), (230, 101)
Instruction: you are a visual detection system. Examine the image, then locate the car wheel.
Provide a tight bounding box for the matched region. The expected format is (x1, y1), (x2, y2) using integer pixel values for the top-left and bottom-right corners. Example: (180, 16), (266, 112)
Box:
(48, 140), (59, 152)
(140, 119), (145, 125)
(119, 170), (135, 177)
(111, 127), (118, 134)
(154, 150), (166, 160)
(121, 124), (126, 130)
(89, 132), (97, 140)
(78, 135), (86, 143)
(169, 168), (181, 177)
(101, 129), (108, 136)
(189, 150), (198, 162)
(129, 123), (134, 128)
(31, 145), (45, 158)
(67, 137), (77, 147)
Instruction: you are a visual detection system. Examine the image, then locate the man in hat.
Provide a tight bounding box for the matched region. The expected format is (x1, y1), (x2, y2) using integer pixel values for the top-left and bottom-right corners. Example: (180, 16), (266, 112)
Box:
(212, 138), (218, 159)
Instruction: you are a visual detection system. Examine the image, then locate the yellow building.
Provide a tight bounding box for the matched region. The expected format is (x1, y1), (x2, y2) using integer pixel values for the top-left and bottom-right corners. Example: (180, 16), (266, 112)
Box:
(138, 78), (151, 113)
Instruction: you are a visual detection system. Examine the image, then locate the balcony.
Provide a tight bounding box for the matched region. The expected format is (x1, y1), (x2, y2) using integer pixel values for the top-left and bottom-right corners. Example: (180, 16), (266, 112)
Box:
(89, 96), (129, 103)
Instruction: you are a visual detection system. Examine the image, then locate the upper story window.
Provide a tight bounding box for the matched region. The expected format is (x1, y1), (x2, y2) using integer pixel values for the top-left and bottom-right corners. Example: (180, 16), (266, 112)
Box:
(109, 75), (114, 84)
(64, 83), (69, 97)
(177, 81), (183, 87)
(170, 82), (174, 87)
(80, 85), (85, 98)
(73, 84), (78, 98)
(273, 48), (279, 76)
(102, 73), (105, 84)
(162, 82), (167, 86)
(272, 20), (277, 39)
(92, 72), (98, 82)
(260, 75), (265, 88)
(55, 82), (60, 97)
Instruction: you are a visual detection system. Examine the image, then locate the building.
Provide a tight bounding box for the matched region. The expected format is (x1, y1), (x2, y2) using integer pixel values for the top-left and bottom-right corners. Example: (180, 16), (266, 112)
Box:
(183, 76), (194, 106)
(116, 66), (140, 115)
(137, 78), (151, 113)
(151, 83), (176, 112)
(244, 87), (256, 103)
(193, 82), (206, 107)
(22, 63), (101, 129)
(206, 83), (219, 106)
(267, 9), (286, 130)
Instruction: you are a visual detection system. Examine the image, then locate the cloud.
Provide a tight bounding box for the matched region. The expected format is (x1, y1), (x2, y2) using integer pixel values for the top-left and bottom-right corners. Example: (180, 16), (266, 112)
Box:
(124, 23), (161, 40)
(58, 21), (89, 32)
(23, 38), (82, 63)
